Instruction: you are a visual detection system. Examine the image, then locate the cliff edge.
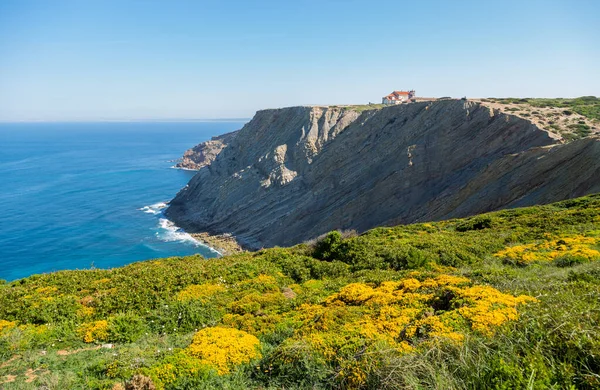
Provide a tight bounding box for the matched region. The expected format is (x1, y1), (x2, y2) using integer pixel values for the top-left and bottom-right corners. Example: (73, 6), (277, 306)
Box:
(166, 100), (600, 249)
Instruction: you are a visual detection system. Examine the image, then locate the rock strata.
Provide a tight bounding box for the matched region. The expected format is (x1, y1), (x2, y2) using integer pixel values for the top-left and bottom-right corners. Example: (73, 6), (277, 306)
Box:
(166, 101), (600, 249)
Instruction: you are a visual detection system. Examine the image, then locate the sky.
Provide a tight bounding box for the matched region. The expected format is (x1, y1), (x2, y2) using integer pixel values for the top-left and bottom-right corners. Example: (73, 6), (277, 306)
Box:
(0, 0), (598, 121)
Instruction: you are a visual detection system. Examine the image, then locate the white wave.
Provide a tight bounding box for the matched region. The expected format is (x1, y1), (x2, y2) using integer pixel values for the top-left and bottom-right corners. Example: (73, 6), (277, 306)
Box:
(170, 165), (199, 171)
(156, 218), (196, 244)
(138, 202), (168, 215)
(155, 218), (221, 255)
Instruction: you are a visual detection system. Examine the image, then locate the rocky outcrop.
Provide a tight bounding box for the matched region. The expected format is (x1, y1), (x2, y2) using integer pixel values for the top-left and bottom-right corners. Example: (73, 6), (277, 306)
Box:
(166, 100), (600, 249)
(175, 130), (239, 170)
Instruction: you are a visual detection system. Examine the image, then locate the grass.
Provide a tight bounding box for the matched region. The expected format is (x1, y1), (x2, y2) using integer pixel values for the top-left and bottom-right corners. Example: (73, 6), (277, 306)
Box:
(342, 104), (387, 113)
(1, 194), (600, 389)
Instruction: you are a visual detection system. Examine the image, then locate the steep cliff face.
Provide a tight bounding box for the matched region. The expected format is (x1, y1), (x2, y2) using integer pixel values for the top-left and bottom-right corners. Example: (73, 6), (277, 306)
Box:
(166, 100), (600, 249)
(175, 130), (239, 170)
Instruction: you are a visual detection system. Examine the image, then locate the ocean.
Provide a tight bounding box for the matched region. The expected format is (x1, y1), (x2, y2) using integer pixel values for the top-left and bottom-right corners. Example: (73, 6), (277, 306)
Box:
(0, 121), (245, 281)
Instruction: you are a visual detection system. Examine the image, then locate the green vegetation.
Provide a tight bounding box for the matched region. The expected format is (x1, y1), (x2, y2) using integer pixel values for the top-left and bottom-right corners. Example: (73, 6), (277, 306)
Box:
(2, 194), (600, 389)
(342, 104), (386, 113)
(569, 123), (592, 138)
(491, 96), (600, 121)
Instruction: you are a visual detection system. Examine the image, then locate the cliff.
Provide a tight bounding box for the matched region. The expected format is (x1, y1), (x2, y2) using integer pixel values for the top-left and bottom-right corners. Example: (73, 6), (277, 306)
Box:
(175, 130), (239, 170)
(166, 100), (600, 249)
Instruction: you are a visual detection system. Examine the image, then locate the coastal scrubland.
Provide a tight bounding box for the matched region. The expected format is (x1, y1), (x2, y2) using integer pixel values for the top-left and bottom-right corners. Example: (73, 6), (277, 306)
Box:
(1, 194), (600, 389)
(476, 96), (600, 140)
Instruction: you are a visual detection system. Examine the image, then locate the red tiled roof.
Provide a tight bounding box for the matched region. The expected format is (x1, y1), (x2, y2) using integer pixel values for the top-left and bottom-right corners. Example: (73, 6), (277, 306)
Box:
(384, 90), (411, 99)
(385, 91), (410, 100)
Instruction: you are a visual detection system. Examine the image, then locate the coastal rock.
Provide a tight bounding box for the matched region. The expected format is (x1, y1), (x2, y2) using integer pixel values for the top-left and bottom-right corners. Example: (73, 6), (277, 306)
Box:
(175, 130), (239, 170)
(166, 101), (600, 249)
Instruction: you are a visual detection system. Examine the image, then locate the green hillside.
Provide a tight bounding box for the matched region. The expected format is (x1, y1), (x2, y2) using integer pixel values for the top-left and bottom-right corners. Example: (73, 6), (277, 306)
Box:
(1, 195), (600, 389)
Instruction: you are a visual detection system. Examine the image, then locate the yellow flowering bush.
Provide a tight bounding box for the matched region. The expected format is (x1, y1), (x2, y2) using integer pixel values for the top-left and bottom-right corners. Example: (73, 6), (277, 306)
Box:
(76, 305), (95, 319)
(92, 278), (112, 286)
(237, 274), (280, 293)
(495, 235), (600, 265)
(176, 283), (225, 302)
(0, 319), (17, 333)
(0, 323), (52, 351)
(77, 320), (109, 343)
(147, 351), (211, 389)
(229, 291), (287, 315)
(35, 286), (58, 295)
(186, 327), (261, 374)
(291, 274), (535, 357)
(455, 285), (537, 336)
(421, 274), (470, 288)
(269, 273), (537, 386)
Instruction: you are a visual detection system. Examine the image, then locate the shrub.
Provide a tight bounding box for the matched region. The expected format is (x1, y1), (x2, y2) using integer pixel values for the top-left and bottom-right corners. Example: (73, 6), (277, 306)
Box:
(125, 374), (157, 390)
(108, 313), (148, 343)
(568, 268), (600, 284)
(313, 231), (343, 261)
(495, 235), (600, 266)
(382, 247), (431, 269)
(0, 319), (16, 333)
(147, 300), (223, 334)
(145, 351), (212, 389)
(456, 216), (494, 232)
(78, 320), (109, 343)
(176, 283), (225, 302)
(554, 254), (589, 267)
(186, 327), (262, 374)
(1, 194), (600, 388)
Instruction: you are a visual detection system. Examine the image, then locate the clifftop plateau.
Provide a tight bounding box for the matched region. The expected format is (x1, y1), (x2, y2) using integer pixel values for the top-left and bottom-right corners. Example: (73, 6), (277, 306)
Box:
(166, 100), (600, 249)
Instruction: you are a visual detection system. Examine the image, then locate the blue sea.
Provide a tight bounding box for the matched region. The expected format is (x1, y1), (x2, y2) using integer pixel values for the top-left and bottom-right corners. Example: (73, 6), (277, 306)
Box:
(0, 121), (245, 281)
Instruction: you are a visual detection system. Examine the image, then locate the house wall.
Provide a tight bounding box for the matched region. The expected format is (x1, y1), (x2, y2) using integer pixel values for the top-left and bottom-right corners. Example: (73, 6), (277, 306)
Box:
(383, 96), (406, 104)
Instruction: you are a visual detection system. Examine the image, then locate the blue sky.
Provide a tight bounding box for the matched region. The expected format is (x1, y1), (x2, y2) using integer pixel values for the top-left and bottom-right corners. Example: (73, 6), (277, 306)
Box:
(0, 0), (598, 121)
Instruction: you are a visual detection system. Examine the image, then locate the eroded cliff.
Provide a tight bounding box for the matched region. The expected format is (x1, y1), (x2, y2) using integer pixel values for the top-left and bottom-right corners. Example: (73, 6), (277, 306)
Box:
(175, 130), (239, 170)
(166, 100), (600, 249)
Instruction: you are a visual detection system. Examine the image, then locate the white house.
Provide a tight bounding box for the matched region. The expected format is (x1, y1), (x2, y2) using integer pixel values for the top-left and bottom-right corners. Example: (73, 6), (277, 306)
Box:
(382, 90), (415, 104)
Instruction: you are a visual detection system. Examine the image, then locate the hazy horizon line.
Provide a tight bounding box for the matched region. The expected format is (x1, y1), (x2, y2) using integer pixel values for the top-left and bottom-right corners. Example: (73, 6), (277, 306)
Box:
(0, 118), (252, 124)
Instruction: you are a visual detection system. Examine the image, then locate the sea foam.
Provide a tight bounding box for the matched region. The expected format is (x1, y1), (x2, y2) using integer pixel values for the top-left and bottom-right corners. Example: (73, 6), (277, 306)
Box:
(155, 218), (220, 255)
(138, 202), (167, 215)
(138, 201), (220, 254)
(156, 218), (198, 245)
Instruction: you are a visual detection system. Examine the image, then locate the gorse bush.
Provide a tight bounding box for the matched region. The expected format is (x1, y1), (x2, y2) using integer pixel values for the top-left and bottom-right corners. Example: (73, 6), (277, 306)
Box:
(186, 327), (261, 374)
(1, 194), (600, 388)
(495, 234), (600, 266)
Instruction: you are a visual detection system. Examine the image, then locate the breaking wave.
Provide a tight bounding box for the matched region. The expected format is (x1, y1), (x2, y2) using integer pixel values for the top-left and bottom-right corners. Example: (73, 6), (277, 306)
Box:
(138, 202), (168, 215)
(156, 218), (202, 246)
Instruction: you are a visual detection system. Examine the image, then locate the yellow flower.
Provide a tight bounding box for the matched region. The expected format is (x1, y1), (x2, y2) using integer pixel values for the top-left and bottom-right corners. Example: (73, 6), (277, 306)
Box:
(35, 286), (58, 295)
(400, 278), (421, 291)
(76, 306), (95, 319)
(328, 283), (375, 305)
(176, 283), (225, 302)
(186, 327), (261, 374)
(77, 320), (109, 343)
(494, 235), (600, 265)
(0, 319), (17, 333)
(237, 274), (280, 293)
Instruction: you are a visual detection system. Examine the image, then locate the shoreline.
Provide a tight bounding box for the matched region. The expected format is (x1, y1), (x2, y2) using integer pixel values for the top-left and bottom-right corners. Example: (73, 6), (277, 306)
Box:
(169, 165), (200, 171)
(190, 232), (244, 256)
